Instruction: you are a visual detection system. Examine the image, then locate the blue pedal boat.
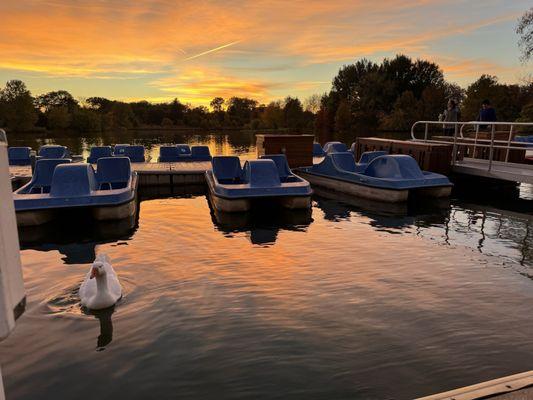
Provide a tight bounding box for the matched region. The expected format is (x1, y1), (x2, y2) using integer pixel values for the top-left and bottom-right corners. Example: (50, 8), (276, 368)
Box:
(13, 157), (138, 226)
(38, 145), (83, 162)
(87, 146), (113, 163)
(205, 155), (312, 212)
(114, 144), (146, 162)
(295, 151), (452, 203)
(8, 147), (32, 165)
(158, 144), (212, 162)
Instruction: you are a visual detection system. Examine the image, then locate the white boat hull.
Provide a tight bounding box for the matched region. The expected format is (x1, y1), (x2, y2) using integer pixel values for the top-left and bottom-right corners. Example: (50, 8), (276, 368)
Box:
(296, 171), (409, 203)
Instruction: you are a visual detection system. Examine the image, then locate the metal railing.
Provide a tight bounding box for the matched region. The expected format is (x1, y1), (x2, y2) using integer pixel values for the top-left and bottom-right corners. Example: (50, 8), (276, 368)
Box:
(411, 121), (533, 171)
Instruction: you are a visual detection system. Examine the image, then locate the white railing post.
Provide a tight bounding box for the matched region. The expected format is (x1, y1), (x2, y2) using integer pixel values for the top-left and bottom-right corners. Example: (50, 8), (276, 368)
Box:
(488, 124), (495, 172)
(452, 124), (458, 166)
(424, 123), (428, 142)
(505, 124), (514, 163)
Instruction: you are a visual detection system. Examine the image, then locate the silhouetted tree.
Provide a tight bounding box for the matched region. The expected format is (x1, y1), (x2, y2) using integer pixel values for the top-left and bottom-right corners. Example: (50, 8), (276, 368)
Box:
(210, 97), (225, 112)
(283, 96), (304, 129)
(35, 90), (79, 113)
(0, 80), (37, 131)
(226, 97), (257, 126)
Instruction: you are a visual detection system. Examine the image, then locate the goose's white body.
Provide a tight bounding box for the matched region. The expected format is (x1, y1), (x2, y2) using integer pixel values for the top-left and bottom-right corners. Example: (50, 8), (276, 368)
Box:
(80, 254), (122, 310)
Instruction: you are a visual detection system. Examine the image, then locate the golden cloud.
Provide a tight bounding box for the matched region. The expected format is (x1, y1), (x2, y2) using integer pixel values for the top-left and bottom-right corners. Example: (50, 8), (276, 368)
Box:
(0, 0), (525, 103)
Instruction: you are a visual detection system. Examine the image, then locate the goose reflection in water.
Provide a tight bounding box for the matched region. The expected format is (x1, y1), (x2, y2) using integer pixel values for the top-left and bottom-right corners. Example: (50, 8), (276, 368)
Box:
(82, 306), (115, 351)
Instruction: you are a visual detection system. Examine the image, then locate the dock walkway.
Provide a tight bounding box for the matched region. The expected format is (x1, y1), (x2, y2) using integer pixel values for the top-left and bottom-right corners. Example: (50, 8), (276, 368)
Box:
(9, 161), (213, 189)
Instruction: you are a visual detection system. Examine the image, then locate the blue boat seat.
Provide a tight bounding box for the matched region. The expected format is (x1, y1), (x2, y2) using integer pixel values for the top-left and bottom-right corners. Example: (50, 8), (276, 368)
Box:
(313, 143), (325, 157)
(38, 145), (69, 159)
(158, 146), (180, 162)
(260, 154), (297, 182)
(96, 157), (131, 190)
(24, 159), (71, 194)
(87, 146), (113, 163)
(124, 145), (145, 162)
(191, 146), (212, 161)
(242, 160), (281, 187)
(113, 144), (129, 156)
(50, 164), (97, 197)
(176, 144), (192, 159)
(323, 142), (348, 154)
(212, 156), (242, 184)
(8, 147), (32, 166)
(359, 151), (388, 165)
(364, 154), (425, 179)
(331, 152), (357, 172)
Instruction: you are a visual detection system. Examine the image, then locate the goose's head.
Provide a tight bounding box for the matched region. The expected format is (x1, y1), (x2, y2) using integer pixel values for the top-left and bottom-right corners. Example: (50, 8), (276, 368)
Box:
(90, 262), (106, 279)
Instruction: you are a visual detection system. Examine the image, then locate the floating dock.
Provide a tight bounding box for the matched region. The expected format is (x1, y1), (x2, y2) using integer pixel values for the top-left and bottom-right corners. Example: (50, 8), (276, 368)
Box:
(10, 161), (212, 190)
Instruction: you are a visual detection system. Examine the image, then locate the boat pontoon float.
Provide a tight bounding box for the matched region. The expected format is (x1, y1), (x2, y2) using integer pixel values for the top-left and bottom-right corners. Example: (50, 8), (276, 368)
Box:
(205, 155), (312, 212)
(13, 157), (138, 226)
(294, 151), (452, 203)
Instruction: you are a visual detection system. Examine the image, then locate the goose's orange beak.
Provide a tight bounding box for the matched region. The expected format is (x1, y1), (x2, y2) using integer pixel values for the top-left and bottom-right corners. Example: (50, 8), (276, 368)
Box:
(90, 267), (98, 279)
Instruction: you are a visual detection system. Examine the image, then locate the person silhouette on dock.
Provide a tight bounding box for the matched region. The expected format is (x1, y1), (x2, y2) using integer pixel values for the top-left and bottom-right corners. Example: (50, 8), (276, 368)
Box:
(440, 99), (461, 136)
(477, 99), (497, 130)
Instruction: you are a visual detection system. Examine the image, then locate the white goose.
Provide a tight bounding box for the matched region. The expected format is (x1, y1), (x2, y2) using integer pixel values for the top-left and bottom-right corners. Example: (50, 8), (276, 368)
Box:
(80, 254), (122, 310)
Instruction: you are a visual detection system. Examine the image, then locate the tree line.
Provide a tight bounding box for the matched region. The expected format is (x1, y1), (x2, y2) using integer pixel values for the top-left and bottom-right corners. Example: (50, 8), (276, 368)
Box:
(0, 56), (532, 135)
(315, 54), (533, 134)
(0, 81), (316, 133)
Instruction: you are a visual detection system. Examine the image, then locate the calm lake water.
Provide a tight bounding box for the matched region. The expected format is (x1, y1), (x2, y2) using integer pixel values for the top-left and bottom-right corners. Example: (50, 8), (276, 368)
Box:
(2, 131), (533, 399)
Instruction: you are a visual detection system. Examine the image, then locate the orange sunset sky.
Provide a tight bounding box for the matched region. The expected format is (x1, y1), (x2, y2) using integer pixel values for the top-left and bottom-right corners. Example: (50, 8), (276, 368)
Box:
(0, 0), (531, 106)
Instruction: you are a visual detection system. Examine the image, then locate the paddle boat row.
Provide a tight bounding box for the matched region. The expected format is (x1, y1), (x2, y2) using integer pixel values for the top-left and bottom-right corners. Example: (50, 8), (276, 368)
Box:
(88, 144), (147, 163)
(8, 145), (82, 165)
(295, 151), (452, 203)
(13, 157), (138, 226)
(158, 144), (212, 162)
(205, 154), (312, 212)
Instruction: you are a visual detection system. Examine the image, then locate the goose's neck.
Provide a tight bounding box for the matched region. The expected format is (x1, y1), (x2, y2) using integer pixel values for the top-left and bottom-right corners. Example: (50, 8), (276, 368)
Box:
(95, 274), (109, 294)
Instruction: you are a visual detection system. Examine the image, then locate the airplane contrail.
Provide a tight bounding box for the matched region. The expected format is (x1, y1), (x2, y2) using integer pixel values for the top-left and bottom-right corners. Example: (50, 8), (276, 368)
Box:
(183, 40), (242, 61)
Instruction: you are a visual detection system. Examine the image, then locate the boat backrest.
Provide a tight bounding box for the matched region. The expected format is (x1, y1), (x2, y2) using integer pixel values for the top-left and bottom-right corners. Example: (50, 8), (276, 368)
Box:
(113, 144), (129, 156)
(88, 146), (113, 163)
(96, 157), (131, 190)
(8, 147), (31, 165)
(364, 154), (425, 179)
(242, 159), (281, 187)
(38, 145), (68, 159)
(159, 146), (180, 162)
(260, 154), (291, 180)
(359, 151), (388, 165)
(331, 152), (357, 172)
(212, 156), (242, 182)
(124, 145), (145, 162)
(323, 142), (348, 154)
(176, 144), (192, 156)
(349, 142), (357, 154)
(191, 146), (212, 161)
(50, 164), (97, 197)
(313, 143), (325, 157)
(26, 158), (71, 194)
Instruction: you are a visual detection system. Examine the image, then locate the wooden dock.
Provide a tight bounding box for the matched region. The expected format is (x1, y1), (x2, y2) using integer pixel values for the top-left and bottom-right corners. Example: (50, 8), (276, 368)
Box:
(9, 161), (212, 190)
(417, 370), (533, 400)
